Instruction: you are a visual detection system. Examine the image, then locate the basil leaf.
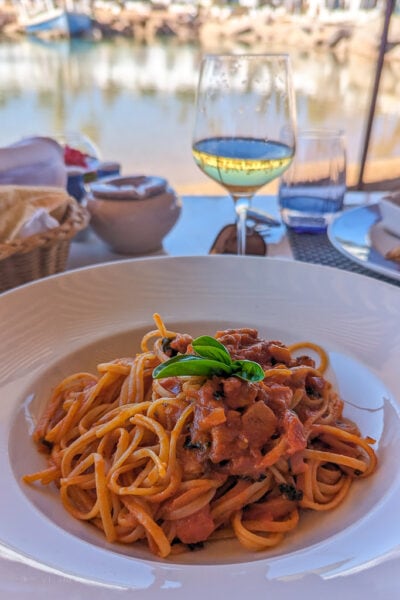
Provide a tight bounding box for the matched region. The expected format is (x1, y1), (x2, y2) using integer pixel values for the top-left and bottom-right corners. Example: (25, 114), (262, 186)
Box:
(153, 355), (232, 379)
(191, 336), (232, 364)
(192, 336), (226, 349)
(192, 345), (233, 365)
(231, 360), (265, 382)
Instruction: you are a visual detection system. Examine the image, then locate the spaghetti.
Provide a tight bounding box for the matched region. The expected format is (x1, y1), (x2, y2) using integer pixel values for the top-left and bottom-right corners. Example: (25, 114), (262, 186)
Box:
(24, 315), (377, 557)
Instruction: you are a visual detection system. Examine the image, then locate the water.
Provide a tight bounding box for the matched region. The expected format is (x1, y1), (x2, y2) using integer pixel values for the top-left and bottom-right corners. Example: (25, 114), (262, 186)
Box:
(0, 37), (399, 193)
(279, 186), (346, 233)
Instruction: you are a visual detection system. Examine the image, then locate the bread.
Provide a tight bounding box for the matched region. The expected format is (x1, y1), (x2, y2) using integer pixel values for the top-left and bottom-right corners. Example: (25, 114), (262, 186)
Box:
(0, 185), (70, 242)
(385, 245), (400, 262)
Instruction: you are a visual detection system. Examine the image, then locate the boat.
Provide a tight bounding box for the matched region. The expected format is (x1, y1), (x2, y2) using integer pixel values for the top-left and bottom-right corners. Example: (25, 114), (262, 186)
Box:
(17, 0), (93, 37)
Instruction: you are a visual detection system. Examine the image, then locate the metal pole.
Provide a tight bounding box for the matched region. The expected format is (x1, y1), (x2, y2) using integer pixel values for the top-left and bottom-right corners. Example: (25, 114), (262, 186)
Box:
(356, 0), (396, 190)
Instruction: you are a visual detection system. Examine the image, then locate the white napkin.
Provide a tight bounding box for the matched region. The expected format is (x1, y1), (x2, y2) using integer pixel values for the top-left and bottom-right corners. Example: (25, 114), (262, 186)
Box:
(16, 207), (60, 239)
(380, 194), (400, 238)
(0, 136), (67, 188)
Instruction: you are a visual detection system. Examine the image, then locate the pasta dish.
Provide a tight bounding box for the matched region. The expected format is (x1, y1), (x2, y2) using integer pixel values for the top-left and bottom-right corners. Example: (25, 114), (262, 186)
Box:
(24, 315), (377, 558)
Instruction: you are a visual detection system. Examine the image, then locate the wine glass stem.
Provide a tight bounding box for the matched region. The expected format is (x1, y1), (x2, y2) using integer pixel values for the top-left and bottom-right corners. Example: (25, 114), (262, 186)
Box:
(233, 195), (251, 255)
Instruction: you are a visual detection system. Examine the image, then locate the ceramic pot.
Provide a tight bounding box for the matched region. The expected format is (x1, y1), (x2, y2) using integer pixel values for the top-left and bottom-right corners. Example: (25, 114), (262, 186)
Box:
(86, 175), (181, 254)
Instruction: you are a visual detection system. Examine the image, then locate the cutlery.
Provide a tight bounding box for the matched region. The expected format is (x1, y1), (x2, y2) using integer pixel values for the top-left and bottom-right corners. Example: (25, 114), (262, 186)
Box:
(247, 207), (281, 227)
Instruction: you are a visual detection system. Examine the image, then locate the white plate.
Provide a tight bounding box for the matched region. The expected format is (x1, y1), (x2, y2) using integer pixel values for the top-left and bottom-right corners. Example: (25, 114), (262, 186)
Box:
(1, 256), (400, 599)
(327, 203), (400, 282)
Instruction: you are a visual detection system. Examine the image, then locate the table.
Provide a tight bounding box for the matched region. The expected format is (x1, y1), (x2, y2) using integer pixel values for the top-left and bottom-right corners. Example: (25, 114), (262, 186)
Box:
(67, 193), (290, 268)
(68, 191), (398, 286)
(2, 190), (400, 598)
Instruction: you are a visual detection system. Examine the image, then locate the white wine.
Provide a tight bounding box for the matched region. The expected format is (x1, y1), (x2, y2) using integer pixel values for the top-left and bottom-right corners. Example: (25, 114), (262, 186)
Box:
(192, 137), (294, 195)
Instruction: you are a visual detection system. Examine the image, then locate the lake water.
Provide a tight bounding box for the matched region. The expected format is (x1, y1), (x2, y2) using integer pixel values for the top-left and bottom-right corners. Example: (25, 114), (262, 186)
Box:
(0, 36), (399, 193)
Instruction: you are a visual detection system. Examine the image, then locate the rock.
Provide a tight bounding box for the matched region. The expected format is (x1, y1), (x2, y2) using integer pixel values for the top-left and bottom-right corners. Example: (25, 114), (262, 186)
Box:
(332, 35), (350, 62)
(386, 44), (400, 62)
(327, 26), (352, 48)
(0, 3), (398, 57)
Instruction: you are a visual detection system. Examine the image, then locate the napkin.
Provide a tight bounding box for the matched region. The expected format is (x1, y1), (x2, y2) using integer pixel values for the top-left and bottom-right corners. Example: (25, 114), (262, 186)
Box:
(380, 193), (400, 261)
(16, 207), (60, 239)
(0, 136), (67, 188)
(0, 186), (70, 243)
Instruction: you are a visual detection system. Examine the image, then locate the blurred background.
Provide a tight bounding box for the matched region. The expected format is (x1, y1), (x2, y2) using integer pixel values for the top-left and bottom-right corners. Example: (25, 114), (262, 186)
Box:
(0, 0), (399, 194)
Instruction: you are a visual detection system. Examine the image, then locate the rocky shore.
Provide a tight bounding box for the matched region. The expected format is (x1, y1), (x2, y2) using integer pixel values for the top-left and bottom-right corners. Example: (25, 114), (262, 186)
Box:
(1, 2), (400, 64)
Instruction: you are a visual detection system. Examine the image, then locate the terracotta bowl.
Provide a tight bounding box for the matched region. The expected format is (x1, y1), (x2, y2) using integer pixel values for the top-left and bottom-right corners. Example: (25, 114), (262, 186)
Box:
(86, 175), (181, 254)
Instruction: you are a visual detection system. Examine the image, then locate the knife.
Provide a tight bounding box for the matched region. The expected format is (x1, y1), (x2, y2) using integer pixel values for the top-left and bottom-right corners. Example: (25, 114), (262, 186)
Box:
(246, 207), (281, 227)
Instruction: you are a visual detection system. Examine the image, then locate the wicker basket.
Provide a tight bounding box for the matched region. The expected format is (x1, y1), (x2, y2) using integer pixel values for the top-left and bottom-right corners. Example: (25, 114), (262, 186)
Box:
(0, 197), (90, 293)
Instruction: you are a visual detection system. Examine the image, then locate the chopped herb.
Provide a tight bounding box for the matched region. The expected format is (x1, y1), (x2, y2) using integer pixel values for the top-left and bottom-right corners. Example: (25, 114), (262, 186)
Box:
(40, 438), (54, 451)
(305, 385), (321, 398)
(279, 483), (303, 501)
(183, 436), (204, 450)
(241, 473), (266, 483)
(161, 337), (178, 357)
(187, 542), (204, 551)
(171, 538), (180, 546)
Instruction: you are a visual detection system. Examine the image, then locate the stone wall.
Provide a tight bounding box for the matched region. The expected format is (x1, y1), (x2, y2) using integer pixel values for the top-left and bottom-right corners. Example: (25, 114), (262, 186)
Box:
(2, 2), (400, 66)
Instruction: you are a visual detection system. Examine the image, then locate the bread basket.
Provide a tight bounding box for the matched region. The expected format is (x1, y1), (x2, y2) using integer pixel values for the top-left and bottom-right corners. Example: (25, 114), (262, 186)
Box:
(0, 196), (89, 293)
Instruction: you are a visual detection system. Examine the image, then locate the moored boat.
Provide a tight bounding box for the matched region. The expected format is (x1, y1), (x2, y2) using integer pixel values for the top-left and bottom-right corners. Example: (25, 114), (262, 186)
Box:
(17, 0), (93, 37)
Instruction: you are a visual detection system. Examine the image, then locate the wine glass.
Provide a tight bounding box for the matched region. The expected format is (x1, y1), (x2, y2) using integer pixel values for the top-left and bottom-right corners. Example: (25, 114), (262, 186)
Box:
(192, 53), (297, 255)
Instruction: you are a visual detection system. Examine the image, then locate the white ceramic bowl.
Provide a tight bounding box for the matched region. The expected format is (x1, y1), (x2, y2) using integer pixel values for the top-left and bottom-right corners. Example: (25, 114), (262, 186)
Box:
(380, 195), (400, 237)
(86, 175), (181, 254)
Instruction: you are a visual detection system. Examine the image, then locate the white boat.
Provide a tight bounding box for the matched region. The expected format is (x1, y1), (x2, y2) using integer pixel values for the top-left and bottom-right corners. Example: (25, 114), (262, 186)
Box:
(17, 0), (93, 37)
